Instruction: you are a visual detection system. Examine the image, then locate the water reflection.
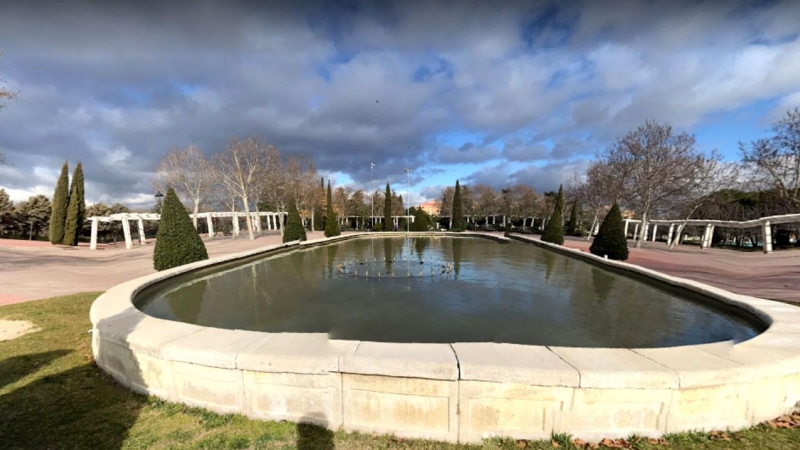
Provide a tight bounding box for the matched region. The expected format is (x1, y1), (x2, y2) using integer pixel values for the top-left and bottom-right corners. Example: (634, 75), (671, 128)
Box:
(140, 237), (763, 348)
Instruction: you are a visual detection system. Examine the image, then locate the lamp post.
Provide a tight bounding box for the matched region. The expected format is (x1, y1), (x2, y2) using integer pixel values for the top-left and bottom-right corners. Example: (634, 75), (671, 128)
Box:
(370, 162), (375, 230)
(501, 188), (511, 235)
(403, 167), (412, 234)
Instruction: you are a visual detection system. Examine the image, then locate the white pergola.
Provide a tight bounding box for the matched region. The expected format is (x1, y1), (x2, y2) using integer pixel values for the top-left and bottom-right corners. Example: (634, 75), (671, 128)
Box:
(621, 213), (800, 253)
(88, 211), (288, 250)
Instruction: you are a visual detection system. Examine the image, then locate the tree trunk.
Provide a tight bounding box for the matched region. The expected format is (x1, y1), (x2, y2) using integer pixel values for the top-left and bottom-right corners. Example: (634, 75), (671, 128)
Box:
(241, 195), (255, 240)
(192, 198), (200, 229)
(636, 211), (648, 248)
(587, 212), (598, 241)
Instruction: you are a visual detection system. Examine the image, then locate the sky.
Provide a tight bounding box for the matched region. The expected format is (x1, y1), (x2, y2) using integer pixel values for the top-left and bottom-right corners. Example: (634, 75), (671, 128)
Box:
(1, 0), (800, 209)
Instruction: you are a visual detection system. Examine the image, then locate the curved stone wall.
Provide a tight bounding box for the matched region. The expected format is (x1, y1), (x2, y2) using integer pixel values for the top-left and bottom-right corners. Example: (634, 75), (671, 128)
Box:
(90, 233), (800, 443)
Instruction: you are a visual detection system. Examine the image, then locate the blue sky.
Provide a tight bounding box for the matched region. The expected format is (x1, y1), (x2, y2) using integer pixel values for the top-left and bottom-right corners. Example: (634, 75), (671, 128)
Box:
(1, 0), (800, 208)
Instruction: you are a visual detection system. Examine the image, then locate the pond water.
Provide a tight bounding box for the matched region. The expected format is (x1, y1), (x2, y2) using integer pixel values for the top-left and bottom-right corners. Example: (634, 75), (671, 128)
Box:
(135, 237), (763, 348)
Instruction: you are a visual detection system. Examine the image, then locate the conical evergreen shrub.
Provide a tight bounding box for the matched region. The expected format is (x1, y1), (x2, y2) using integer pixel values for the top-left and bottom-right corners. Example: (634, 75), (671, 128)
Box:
(153, 188), (208, 271)
(49, 161), (70, 244)
(590, 203), (629, 261)
(541, 184), (565, 245)
(451, 180), (465, 232)
(566, 200), (579, 236)
(314, 177), (324, 231)
(283, 199), (307, 243)
(383, 183), (392, 232)
(63, 162), (85, 246)
(324, 181), (340, 237)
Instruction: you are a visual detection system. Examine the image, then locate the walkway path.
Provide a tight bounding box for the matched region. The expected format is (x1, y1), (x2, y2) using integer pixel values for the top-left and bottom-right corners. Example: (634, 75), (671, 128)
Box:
(0, 232), (326, 305)
(1, 231), (798, 304)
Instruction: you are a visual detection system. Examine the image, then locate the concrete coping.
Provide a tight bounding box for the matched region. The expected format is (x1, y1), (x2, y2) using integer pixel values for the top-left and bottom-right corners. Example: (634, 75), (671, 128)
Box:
(91, 232), (800, 389)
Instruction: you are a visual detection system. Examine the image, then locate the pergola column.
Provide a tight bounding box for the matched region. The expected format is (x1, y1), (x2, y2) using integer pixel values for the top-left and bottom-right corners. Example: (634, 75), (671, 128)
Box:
(701, 224), (713, 249)
(206, 215), (215, 238)
(90, 217), (99, 250)
(667, 224), (675, 246)
(122, 218), (132, 250)
(633, 223), (639, 240)
(502, 215), (506, 227)
(651, 224), (658, 242)
(623, 220), (630, 238)
(763, 221), (773, 253)
(137, 218), (145, 245)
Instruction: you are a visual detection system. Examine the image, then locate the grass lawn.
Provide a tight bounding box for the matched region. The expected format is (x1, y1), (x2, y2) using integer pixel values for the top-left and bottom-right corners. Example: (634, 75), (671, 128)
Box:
(2, 292), (800, 449)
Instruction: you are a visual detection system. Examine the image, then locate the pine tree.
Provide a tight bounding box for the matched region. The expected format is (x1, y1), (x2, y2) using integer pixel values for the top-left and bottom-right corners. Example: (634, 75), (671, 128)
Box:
(314, 177), (324, 231)
(49, 161), (70, 244)
(451, 180), (465, 231)
(590, 203), (629, 261)
(283, 199), (307, 243)
(541, 184), (565, 245)
(324, 181), (341, 237)
(153, 188), (208, 271)
(566, 200), (579, 236)
(383, 182), (392, 231)
(63, 162), (86, 245)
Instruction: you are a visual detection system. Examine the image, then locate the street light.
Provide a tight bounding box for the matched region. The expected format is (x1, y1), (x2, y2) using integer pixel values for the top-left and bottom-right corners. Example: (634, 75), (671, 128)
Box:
(155, 190), (164, 206)
(403, 167), (412, 234)
(501, 188), (511, 235)
(370, 163), (375, 230)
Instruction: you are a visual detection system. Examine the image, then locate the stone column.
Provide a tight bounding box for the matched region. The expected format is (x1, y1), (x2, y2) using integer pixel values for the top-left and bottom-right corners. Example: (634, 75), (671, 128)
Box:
(651, 224), (658, 242)
(137, 218), (146, 245)
(502, 215), (506, 227)
(207, 215), (215, 238)
(667, 224), (675, 246)
(763, 221), (773, 253)
(623, 220), (630, 238)
(593, 221), (600, 236)
(90, 217), (99, 250)
(633, 223), (639, 240)
(701, 224), (712, 249)
(122, 218), (132, 250)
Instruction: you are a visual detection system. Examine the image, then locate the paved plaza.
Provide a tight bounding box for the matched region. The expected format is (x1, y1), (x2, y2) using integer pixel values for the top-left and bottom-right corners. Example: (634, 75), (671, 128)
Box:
(1, 232), (798, 304)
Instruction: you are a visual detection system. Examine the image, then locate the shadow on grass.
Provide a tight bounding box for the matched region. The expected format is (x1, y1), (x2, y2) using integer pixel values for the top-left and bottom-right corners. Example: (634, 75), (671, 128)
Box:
(0, 349), (71, 388)
(0, 359), (148, 449)
(297, 415), (334, 450)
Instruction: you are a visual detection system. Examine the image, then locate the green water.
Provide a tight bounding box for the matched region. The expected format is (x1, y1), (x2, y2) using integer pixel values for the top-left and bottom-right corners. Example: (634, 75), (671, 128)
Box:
(136, 237), (763, 348)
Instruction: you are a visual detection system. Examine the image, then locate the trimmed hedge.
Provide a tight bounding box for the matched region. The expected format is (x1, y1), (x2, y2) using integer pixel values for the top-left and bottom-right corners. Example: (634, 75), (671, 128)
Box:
(451, 180), (465, 232)
(49, 161), (70, 245)
(383, 183), (392, 232)
(153, 188), (208, 271)
(63, 162), (85, 246)
(283, 199), (307, 243)
(590, 202), (629, 260)
(541, 184), (565, 245)
(324, 181), (340, 237)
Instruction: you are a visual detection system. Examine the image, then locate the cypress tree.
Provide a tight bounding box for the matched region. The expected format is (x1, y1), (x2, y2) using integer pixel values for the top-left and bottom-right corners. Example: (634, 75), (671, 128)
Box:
(383, 182), (392, 232)
(49, 161), (70, 245)
(451, 180), (465, 231)
(541, 184), (565, 245)
(566, 200), (579, 236)
(590, 203), (629, 261)
(325, 181), (340, 237)
(63, 162), (86, 245)
(283, 199), (307, 243)
(153, 188), (208, 271)
(314, 177), (324, 231)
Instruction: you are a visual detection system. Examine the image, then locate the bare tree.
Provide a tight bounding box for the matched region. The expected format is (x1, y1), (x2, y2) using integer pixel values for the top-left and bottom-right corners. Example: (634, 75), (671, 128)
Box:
(153, 144), (214, 228)
(473, 184), (497, 225)
(741, 108), (800, 207)
(215, 136), (276, 240)
(668, 155), (741, 249)
(439, 186), (455, 228)
(601, 120), (706, 247)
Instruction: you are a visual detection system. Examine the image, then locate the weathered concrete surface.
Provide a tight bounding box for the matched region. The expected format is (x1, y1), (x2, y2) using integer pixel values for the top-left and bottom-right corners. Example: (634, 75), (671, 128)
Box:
(86, 233), (800, 444)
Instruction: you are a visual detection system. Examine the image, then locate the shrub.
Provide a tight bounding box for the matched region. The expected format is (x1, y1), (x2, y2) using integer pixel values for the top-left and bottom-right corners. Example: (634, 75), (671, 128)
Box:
(49, 161), (70, 245)
(590, 202), (629, 261)
(63, 162), (85, 246)
(324, 181), (341, 237)
(566, 200), (579, 236)
(451, 180), (465, 232)
(283, 199), (307, 243)
(153, 188), (208, 271)
(541, 185), (565, 245)
(374, 222), (384, 232)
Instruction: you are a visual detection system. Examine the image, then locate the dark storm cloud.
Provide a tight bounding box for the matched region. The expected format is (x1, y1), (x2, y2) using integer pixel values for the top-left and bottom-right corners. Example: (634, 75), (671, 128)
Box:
(1, 0), (800, 206)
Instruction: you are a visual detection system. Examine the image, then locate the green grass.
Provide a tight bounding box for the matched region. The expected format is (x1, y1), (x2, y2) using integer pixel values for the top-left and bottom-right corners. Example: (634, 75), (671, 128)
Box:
(2, 293), (800, 449)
